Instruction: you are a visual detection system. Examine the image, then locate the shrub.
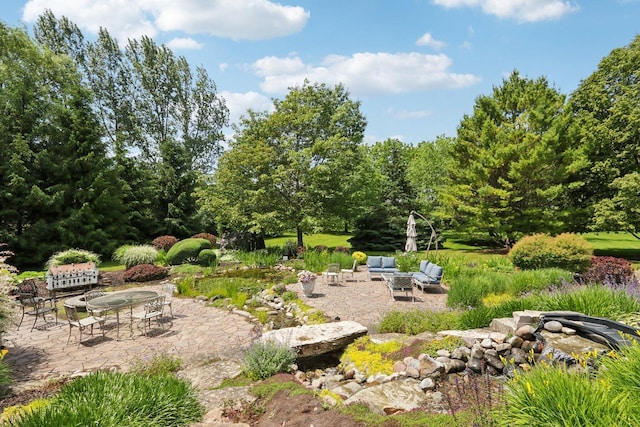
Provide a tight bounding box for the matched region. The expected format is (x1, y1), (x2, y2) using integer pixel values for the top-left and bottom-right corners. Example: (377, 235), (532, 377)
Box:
(191, 232), (217, 246)
(166, 238), (212, 265)
(152, 235), (178, 252)
(584, 256), (634, 285)
(112, 245), (158, 269)
(352, 251), (367, 265)
(334, 246), (350, 254)
(313, 245), (328, 252)
(281, 241), (298, 259)
(198, 249), (217, 267)
(123, 264), (169, 282)
(509, 233), (593, 272)
(45, 249), (100, 269)
(11, 371), (204, 426)
(243, 340), (296, 380)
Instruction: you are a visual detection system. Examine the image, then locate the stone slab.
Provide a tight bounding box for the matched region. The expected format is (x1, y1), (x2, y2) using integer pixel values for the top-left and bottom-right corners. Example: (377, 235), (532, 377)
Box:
(259, 320), (368, 358)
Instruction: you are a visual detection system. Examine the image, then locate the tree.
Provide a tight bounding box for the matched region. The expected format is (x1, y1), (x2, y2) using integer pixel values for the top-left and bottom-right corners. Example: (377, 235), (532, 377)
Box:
(570, 35), (640, 238)
(0, 23), (128, 267)
(204, 81), (366, 247)
(407, 135), (454, 216)
(439, 71), (577, 246)
(348, 139), (417, 251)
(34, 12), (229, 238)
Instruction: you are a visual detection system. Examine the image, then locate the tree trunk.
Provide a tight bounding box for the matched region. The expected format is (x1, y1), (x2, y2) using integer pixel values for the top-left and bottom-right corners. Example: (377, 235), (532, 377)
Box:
(297, 226), (304, 248)
(343, 221), (349, 233)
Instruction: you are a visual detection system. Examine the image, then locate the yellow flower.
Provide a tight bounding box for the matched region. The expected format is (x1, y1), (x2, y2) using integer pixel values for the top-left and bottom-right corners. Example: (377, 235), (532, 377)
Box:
(526, 381), (534, 396)
(0, 349), (7, 359)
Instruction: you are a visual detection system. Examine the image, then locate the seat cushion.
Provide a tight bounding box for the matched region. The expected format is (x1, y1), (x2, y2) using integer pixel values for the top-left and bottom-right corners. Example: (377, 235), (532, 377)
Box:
(367, 256), (383, 269)
(419, 260), (431, 274)
(428, 266), (443, 281)
(381, 257), (396, 269)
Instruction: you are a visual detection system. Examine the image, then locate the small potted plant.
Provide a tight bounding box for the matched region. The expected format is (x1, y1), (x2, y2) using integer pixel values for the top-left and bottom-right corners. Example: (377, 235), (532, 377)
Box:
(297, 270), (317, 297)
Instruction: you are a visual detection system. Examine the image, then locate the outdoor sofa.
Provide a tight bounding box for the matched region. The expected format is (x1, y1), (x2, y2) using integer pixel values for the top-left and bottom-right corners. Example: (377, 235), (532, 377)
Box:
(366, 256), (399, 279)
(411, 260), (444, 290)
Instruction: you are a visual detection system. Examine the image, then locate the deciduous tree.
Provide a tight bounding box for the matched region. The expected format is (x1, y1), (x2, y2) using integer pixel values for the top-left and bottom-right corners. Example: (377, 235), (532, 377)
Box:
(204, 81), (366, 247)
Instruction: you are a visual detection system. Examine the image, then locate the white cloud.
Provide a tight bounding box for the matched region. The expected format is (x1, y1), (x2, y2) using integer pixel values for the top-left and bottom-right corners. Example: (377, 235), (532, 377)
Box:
(416, 33), (446, 50)
(23, 0), (157, 42)
(23, 0), (309, 42)
(220, 90), (274, 125)
(166, 37), (203, 50)
(388, 108), (432, 119)
(252, 52), (481, 96)
(432, 0), (578, 22)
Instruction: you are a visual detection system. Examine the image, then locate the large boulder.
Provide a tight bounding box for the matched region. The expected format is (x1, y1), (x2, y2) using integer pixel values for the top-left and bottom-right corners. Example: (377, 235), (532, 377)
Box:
(260, 321), (367, 358)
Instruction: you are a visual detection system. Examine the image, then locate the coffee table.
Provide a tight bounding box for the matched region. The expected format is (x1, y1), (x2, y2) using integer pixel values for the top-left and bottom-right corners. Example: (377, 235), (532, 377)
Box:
(87, 290), (158, 340)
(381, 273), (414, 301)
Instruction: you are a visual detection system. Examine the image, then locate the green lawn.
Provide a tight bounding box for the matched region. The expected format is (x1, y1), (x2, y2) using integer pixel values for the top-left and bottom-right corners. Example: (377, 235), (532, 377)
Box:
(582, 231), (640, 260)
(265, 233), (352, 249)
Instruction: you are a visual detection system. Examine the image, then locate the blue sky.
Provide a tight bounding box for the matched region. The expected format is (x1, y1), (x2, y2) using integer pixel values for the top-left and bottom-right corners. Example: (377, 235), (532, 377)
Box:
(2, 0), (640, 144)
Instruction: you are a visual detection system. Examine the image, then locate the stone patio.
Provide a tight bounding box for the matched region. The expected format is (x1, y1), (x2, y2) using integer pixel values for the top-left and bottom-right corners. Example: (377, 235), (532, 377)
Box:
(1, 269), (449, 424)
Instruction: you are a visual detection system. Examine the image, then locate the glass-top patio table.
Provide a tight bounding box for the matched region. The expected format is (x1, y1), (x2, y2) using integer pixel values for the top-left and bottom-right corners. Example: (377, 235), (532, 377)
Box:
(87, 290), (158, 340)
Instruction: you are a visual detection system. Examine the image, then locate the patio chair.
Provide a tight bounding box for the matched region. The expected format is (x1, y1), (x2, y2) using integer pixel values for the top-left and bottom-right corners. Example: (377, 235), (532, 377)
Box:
(341, 260), (357, 281)
(18, 293), (58, 331)
(64, 304), (105, 346)
(160, 283), (177, 318)
(83, 290), (108, 318)
(324, 263), (340, 284)
(132, 296), (165, 336)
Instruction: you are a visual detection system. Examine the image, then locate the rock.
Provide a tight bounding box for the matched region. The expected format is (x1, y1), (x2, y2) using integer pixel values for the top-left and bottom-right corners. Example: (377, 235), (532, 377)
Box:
(431, 391), (445, 403)
(467, 357), (483, 373)
(259, 320), (367, 358)
(562, 327), (577, 335)
(330, 381), (364, 399)
(515, 325), (536, 340)
(419, 356), (446, 378)
(393, 361), (407, 373)
(508, 335), (524, 348)
(484, 354), (505, 371)
(406, 366), (420, 378)
(495, 343), (512, 354)
(480, 338), (493, 349)
(344, 379), (428, 415)
(470, 345), (484, 359)
(344, 369), (355, 380)
(513, 310), (544, 329)
(510, 348), (529, 364)
(420, 377), (436, 391)
(436, 349), (451, 358)
(489, 332), (506, 344)
(544, 320), (563, 332)
(521, 340), (535, 352)
(445, 359), (466, 374)
(451, 347), (470, 361)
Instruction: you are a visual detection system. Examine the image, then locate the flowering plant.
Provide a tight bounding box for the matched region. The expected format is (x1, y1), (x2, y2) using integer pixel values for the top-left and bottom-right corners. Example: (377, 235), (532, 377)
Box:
(297, 270), (317, 283)
(352, 251), (367, 265)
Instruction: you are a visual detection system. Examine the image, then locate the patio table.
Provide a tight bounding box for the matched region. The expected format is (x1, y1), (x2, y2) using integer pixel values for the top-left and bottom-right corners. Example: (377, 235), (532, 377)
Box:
(87, 290), (158, 340)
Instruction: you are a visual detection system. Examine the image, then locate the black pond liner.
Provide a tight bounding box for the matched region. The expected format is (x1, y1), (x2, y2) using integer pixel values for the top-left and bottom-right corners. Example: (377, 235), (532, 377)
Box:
(536, 312), (640, 349)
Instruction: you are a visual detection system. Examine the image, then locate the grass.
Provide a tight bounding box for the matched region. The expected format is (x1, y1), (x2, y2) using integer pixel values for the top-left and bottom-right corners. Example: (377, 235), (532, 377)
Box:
(5, 371), (204, 426)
